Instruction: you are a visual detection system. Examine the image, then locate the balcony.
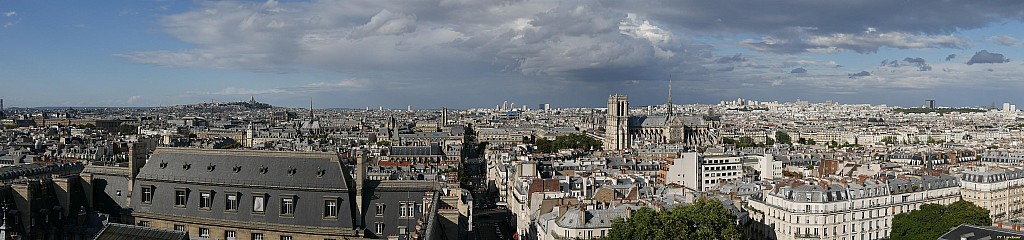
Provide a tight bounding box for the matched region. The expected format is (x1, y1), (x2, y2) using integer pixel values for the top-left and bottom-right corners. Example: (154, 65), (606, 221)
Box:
(794, 233), (821, 239)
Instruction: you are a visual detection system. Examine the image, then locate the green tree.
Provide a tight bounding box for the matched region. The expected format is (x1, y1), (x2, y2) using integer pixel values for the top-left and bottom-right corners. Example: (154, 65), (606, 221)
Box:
(882, 136), (898, 145)
(735, 136), (756, 148)
(550, 134), (601, 151)
(797, 137), (807, 145)
(806, 139), (816, 145)
(535, 137), (553, 153)
(775, 131), (792, 145)
(376, 140), (391, 146)
(117, 124), (137, 135)
(765, 137), (775, 146)
(603, 198), (742, 240)
(891, 200), (991, 240)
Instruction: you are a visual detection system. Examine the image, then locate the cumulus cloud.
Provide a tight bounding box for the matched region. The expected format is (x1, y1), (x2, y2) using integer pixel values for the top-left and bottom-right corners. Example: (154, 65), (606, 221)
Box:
(120, 0), (718, 86)
(3, 11), (15, 17)
(967, 50), (1010, 65)
(790, 67), (807, 73)
(881, 57), (931, 71)
(848, 71), (871, 78)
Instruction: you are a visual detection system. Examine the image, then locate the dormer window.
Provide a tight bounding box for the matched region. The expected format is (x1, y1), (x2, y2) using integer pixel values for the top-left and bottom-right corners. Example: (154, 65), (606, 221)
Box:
(207, 164), (216, 172)
(233, 166), (242, 173)
(287, 167), (297, 176)
(183, 163), (191, 170)
(159, 162), (168, 169)
(259, 166), (269, 174)
(316, 168), (326, 177)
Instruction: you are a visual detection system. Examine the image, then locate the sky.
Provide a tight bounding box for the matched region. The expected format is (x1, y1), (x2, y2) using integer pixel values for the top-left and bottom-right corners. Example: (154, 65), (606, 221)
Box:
(2, 0), (1024, 109)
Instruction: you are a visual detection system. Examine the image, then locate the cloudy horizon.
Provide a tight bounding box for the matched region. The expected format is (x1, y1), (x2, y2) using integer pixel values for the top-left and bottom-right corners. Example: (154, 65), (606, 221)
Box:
(2, 0), (1024, 109)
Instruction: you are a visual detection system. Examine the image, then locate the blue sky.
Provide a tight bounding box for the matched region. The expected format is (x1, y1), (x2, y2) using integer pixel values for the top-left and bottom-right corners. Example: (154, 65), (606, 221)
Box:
(2, 0), (1024, 109)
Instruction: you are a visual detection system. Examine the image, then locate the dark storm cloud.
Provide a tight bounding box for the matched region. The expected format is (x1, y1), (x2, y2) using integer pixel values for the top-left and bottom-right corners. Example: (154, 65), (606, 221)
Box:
(790, 67), (807, 74)
(967, 50), (1010, 65)
(608, 0), (1023, 53)
(848, 71), (871, 78)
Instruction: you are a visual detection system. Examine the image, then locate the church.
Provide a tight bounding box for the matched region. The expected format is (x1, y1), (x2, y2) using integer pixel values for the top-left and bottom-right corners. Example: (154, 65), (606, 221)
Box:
(603, 82), (720, 151)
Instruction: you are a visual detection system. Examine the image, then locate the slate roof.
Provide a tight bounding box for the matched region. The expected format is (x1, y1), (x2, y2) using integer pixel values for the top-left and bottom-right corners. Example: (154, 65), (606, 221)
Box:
(137, 148), (347, 190)
(92, 223), (188, 240)
(938, 224), (1024, 240)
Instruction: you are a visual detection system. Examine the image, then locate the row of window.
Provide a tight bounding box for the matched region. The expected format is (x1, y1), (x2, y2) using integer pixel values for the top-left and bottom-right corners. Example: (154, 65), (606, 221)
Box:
(141, 186), (340, 218)
(157, 223), (339, 240)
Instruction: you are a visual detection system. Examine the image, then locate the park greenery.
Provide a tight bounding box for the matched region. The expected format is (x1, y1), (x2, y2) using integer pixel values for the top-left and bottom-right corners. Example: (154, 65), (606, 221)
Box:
(601, 198), (743, 240)
(534, 134), (601, 153)
(890, 200), (991, 240)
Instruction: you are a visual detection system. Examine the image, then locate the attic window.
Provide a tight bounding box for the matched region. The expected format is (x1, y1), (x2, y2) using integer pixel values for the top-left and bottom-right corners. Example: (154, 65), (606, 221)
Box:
(159, 162), (168, 169)
(259, 166), (269, 174)
(207, 164), (216, 172)
(183, 163), (191, 170)
(233, 166), (242, 173)
(287, 167), (297, 176)
(316, 169), (326, 177)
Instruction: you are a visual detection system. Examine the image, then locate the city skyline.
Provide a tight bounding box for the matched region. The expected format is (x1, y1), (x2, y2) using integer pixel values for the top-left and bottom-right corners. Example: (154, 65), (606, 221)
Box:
(3, 1), (1024, 108)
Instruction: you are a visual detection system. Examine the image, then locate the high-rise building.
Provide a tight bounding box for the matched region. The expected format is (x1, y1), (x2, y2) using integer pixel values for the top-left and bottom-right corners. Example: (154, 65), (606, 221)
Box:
(1005, 102), (1012, 112)
(604, 95), (630, 151)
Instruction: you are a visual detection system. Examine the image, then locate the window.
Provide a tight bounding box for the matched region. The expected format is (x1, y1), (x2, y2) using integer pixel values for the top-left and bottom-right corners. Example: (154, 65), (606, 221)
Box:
(141, 186), (154, 204)
(138, 221), (150, 227)
(253, 195), (266, 213)
(175, 189), (188, 207)
(200, 192), (213, 209)
(173, 224), (186, 232)
(324, 199), (338, 218)
(252, 233), (264, 240)
(199, 228), (210, 237)
(225, 230), (236, 240)
(226, 192), (239, 211)
(376, 223), (384, 235)
(281, 196), (295, 215)
(280, 237), (293, 240)
(376, 204), (385, 216)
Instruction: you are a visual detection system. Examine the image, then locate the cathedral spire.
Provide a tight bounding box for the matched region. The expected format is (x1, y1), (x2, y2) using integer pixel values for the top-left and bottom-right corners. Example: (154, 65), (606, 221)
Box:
(667, 76), (673, 117)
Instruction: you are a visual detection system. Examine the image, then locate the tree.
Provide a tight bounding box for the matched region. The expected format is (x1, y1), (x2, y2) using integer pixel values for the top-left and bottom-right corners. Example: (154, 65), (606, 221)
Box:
(891, 200), (991, 240)
(603, 198), (742, 240)
(376, 140), (391, 146)
(775, 131), (792, 145)
(797, 137), (807, 145)
(550, 134), (601, 151)
(882, 136), (898, 145)
(765, 137), (775, 146)
(535, 137), (553, 153)
(806, 139), (816, 145)
(117, 124), (137, 135)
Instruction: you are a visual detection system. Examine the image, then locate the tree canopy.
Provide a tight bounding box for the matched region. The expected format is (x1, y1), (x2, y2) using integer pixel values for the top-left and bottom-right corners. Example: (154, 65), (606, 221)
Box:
(891, 200), (991, 240)
(534, 134), (601, 153)
(775, 131), (791, 145)
(602, 198), (742, 240)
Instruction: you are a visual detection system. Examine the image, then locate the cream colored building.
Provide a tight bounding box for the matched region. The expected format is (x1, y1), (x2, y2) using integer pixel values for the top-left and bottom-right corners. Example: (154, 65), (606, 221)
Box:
(747, 174), (960, 240)
(960, 167), (1024, 223)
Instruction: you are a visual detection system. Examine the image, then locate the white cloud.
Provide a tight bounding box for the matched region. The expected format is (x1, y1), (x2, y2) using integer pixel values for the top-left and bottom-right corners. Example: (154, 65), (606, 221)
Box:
(3, 11), (15, 17)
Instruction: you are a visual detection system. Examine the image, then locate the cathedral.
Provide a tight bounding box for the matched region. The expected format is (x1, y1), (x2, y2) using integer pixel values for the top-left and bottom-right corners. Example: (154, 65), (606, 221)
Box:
(603, 83), (720, 151)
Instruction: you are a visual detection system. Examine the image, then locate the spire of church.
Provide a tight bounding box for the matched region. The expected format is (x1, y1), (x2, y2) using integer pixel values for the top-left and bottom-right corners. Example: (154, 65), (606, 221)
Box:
(667, 76), (674, 117)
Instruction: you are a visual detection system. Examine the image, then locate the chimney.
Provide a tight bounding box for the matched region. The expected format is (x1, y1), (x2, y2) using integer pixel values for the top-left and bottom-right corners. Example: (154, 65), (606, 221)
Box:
(355, 150), (367, 229)
(579, 204), (587, 225)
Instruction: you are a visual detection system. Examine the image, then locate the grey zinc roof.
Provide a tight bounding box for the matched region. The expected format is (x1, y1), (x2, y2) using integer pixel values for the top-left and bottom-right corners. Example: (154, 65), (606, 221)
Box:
(93, 223), (188, 240)
(137, 148), (347, 189)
